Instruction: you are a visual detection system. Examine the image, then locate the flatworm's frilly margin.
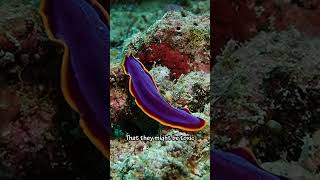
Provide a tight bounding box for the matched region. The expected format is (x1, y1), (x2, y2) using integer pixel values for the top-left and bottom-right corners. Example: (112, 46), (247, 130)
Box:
(122, 54), (207, 131)
(211, 148), (289, 179)
(40, 0), (110, 158)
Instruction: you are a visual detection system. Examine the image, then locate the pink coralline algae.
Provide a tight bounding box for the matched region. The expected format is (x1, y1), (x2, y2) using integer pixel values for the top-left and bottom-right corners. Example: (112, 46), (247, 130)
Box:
(125, 10), (210, 78)
(110, 88), (128, 123)
(0, 85), (55, 167)
(110, 62), (129, 123)
(136, 43), (191, 78)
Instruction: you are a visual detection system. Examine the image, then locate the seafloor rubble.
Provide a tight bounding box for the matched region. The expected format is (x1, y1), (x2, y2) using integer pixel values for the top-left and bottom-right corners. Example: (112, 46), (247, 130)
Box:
(211, 29), (320, 179)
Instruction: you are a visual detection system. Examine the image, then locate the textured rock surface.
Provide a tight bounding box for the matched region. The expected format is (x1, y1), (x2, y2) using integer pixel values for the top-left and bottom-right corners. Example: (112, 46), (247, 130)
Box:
(110, 1), (210, 179)
(124, 10), (210, 78)
(111, 128), (210, 180)
(0, 0), (47, 63)
(213, 0), (320, 59)
(211, 29), (320, 177)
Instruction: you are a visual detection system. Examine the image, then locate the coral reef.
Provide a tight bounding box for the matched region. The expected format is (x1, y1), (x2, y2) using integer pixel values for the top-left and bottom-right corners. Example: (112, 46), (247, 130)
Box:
(110, 60), (210, 131)
(213, 0), (320, 59)
(124, 10), (210, 78)
(172, 72), (210, 111)
(148, 65), (210, 112)
(111, 128), (210, 180)
(299, 130), (320, 174)
(261, 130), (320, 179)
(110, 1), (163, 48)
(0, 4), (57, 177)
(110, 0), (210, 51)
(136, 42), (192, 78)
(211, 29), (320, 177)
(0, 85), (55, 176)
(262, 161), (319, 180)
(0, 0), (46, 62)
(148, 65), (171, 87)
(110, 1), (210, 179)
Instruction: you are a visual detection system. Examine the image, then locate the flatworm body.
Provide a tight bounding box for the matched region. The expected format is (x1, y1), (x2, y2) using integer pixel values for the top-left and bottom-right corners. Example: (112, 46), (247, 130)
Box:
(122, 54), (207, 131)
(40, 0), (109, 158)
(211, 148), (289, 180)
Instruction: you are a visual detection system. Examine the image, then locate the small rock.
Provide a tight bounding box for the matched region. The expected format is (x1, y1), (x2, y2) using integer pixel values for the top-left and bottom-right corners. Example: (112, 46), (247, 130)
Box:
(266, 120), (282, 133)
(0, 50), (4, 57)
(0, 52), (15, 67)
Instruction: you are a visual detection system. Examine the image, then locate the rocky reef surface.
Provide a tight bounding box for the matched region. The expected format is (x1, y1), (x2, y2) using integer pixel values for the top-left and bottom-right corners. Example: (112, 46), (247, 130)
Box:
(213, 0), (320, 59)
(211, 29), (320, 179)
(211, 1), (320, 179)
(110, 0), (210, 179)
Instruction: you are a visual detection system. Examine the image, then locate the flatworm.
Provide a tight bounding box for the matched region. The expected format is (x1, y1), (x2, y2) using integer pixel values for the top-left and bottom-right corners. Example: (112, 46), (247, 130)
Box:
(122, 54), (207, 131)
(40, 0), (109, 158)
(211, 148), (289, 180)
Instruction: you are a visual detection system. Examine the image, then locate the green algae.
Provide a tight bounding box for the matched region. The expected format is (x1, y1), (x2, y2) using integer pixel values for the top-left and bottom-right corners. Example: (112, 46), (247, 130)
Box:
(189, 28), (209, 44)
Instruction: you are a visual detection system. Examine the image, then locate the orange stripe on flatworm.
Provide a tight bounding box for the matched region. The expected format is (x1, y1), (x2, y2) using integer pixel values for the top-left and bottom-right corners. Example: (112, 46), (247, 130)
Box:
(123, 53), (207, 132)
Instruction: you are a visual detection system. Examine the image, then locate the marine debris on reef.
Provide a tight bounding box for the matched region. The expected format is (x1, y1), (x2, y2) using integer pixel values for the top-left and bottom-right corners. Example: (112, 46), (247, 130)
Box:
(211, 29), (320, 179)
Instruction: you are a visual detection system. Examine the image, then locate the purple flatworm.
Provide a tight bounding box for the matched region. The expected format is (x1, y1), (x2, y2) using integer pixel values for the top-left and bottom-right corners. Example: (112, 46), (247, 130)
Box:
(122, 54), (207, 131)
(211, 148), (290, 180)
(40, 0), (109, 158)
